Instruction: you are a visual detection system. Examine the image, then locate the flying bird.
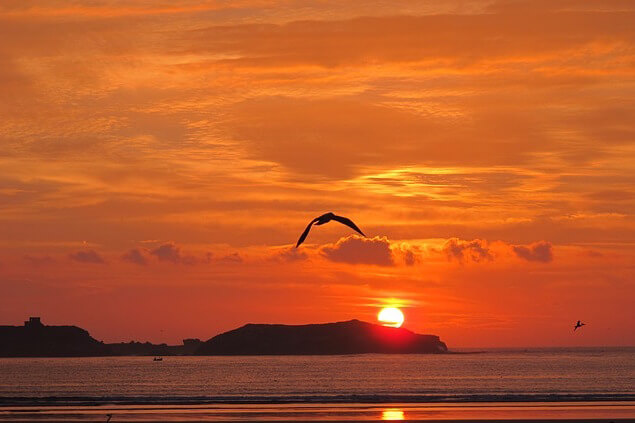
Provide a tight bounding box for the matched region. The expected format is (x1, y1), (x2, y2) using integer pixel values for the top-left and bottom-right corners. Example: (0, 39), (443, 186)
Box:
(573, 320), (586, 331)
(296, 212), (366, 248)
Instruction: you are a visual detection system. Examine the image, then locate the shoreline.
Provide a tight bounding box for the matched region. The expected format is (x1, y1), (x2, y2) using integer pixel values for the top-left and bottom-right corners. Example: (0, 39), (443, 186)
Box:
(1, 401), (634, 422)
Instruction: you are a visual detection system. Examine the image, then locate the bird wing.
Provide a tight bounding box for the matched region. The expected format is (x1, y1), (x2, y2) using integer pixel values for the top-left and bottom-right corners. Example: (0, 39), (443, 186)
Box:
(296, 218), (319, 248)
(331, 214), (366, 236)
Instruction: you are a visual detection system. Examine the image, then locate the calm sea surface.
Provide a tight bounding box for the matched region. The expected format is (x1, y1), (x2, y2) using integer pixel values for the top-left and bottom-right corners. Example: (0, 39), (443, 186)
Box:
(0, 347), (633, 405)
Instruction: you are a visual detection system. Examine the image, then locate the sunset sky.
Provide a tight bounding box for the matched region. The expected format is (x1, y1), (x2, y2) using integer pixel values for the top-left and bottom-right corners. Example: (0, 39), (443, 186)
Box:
(1, 0), (634, 348)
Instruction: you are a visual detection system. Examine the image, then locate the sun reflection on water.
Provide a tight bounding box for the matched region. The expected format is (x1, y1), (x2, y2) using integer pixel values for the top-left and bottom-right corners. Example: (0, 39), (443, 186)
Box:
(381, 408), (405, 420)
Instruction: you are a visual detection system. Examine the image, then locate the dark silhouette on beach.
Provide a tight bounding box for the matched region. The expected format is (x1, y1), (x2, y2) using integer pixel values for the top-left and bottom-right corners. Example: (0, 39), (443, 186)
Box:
(574, 320), (586, 331)
(296, 212), (365, 247)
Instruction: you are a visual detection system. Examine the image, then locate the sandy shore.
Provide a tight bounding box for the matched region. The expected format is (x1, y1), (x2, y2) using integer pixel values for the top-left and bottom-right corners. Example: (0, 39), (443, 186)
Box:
(1, 402), (634, 421)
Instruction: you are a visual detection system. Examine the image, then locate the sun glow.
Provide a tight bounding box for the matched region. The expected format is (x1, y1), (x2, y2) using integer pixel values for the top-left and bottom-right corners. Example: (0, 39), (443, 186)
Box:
(377, 307), (404, 328)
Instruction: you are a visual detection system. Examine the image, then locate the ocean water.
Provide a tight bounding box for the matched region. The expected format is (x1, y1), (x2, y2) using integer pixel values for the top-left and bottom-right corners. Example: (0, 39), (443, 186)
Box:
(0, 347), (633, 405)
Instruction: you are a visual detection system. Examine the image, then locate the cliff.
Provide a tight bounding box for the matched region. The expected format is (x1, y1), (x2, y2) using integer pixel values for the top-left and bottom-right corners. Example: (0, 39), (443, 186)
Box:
(0, 320), (110, 357)
(196, 319), (448, 355)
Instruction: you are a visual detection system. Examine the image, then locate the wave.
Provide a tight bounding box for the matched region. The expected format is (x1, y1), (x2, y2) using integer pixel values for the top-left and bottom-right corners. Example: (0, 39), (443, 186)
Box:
(2, 393), (634, 407)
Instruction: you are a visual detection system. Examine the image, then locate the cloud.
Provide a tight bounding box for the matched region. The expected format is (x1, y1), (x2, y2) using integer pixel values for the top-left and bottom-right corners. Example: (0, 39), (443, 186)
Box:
(403, 249), (416, 266)
(512, 241), (553, 262)
(442, 238), (493, 263)
(269, 247), (308, 263)
(121, 248), (148, 266)
(148, 242), (204, 265)
(23, 255), (55, 266)
(218, 252), (243, 263)
(581, 249), (604, 258)
(486, 0), (635, 14)
(69, 250), (105, 264)
(321, 235), (394, 266)
(226, 97), (550, 179)
(191, 11), (635, 68)
(150, 243), (181, 263)
(390, 242), (422, 266)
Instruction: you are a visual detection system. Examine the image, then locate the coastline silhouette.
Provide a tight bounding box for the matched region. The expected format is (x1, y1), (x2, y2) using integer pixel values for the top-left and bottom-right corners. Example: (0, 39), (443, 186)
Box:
(0, 317), (447, 357)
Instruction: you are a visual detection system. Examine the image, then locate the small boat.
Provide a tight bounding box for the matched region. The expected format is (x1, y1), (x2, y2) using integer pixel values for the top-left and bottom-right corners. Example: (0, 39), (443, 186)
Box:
(153, 357), (163, 361)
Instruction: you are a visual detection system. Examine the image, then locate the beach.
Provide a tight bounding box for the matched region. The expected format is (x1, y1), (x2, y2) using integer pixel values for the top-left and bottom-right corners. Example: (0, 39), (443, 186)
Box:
(2, 402), (634, 421)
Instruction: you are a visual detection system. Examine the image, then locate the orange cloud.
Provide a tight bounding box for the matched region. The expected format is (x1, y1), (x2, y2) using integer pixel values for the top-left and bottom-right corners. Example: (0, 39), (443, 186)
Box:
(23, 255), (55, 266)
(189, 11), (635, 68)
(319, 235), (422, 267)
(68, 250), (105, 264)
(321, 236), (394, 266)
(269, 247), (308, 263)
(442, 238), (494, 263)
(149, 243), (207, 265)
(512, 241), (553, 262)
(121, 248), (148, 266)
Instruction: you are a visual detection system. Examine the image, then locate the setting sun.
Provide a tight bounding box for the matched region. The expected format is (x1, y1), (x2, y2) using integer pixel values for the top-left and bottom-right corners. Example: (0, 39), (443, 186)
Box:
(377, 307), (405, 328)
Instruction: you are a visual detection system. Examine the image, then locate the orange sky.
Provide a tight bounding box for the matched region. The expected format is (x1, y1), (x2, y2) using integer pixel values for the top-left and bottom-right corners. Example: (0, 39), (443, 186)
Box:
(1, 0), (634, 347)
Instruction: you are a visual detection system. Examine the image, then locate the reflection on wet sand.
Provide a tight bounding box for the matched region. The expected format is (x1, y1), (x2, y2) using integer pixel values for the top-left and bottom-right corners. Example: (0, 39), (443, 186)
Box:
(1, 402), (634, 421)
(381, 408), (405, 420)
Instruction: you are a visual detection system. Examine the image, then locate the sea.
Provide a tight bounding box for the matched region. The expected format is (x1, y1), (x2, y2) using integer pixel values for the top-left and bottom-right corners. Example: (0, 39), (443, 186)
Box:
(0, 347), (633, 421)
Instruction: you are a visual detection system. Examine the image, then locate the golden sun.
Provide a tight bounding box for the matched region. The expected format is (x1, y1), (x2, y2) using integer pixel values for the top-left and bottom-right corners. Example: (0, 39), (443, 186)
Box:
(377, 307), (404, 328)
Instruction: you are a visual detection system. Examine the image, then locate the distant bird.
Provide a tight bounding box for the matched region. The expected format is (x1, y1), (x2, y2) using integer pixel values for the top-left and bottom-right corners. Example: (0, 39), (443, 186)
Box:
(574, 320), (586, 331)
(296, 212), (366, 248)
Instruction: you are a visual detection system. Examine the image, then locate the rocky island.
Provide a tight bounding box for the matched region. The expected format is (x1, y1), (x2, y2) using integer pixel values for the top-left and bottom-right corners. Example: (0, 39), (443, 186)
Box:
(197, 319), (448, 355)
(0, 317), (448, 357)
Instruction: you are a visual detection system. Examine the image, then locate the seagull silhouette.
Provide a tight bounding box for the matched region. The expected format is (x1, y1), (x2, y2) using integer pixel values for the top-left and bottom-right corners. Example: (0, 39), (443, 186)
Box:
(296, 212), (365, 248)
(573, 320), (586, 331)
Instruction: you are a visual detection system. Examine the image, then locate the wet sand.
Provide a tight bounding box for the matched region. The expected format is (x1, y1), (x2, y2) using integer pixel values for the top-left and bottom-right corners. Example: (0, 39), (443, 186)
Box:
(1, 401), (633, 421)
